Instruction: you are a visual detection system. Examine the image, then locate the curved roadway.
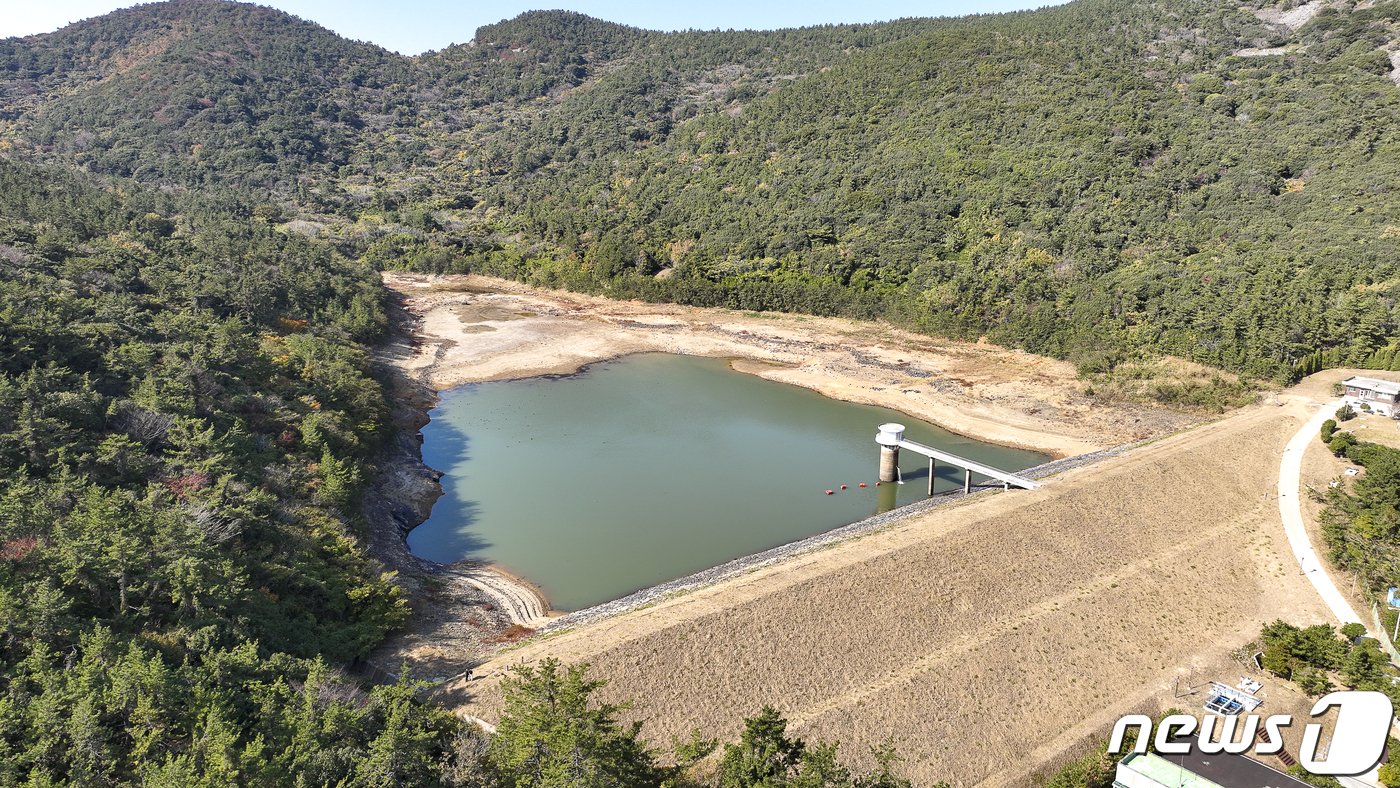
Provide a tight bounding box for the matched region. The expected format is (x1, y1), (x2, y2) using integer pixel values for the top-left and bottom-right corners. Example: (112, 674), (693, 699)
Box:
(1277, 398), (1365, 627)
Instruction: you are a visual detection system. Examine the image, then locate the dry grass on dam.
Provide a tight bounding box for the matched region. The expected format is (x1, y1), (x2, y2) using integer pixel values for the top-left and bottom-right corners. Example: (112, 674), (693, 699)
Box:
(445, 402), (1331, 787)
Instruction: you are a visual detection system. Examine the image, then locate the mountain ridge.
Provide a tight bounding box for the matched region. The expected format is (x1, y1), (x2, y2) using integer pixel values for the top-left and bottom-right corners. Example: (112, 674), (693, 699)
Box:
(4, 1), (1400, 781)
(4, 0), (1400, 381)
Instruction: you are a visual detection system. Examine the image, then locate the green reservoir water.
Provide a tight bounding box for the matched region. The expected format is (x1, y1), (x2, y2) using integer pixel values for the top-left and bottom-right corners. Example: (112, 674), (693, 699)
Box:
(408, 353), (1047, 611)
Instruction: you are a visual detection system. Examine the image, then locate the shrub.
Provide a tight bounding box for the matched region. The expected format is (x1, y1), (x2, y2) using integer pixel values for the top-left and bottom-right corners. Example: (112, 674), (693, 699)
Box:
(1321, 418), (1338, 442)
(1296, 667), (1332, 696)
(489, 659), (664, 788)
(1329, 432), (1358, 456)
(1341, 622), (1368, 641)
(1291, 764), (1347, 787)
(1260, 620), (1347, 674)
(1337, 404), (1358, 421)
(1261, 641), (1295, 678)
(1379, 744), (1400, 788)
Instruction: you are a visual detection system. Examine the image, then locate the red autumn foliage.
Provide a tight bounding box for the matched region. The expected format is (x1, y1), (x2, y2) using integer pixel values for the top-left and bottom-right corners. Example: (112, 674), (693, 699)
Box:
(485, 624), (535, 644)
(164, 472), (212, 500)
(0, 536), (38, 562)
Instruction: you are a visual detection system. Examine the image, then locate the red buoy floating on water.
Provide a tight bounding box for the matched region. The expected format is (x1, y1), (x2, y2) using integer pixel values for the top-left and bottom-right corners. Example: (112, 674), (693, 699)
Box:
(840, 484), (848, 490)
(825, 489), (834, 495)
(875, 481), (881, 486)
(859, 482), (867, 488)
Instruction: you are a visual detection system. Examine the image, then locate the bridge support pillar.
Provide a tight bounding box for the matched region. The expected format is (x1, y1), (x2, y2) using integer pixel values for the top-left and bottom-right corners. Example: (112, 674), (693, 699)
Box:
(964, 468), (972, 493)
(876, 423), (905, 483)
(928, 458), (936, 496)
(879, 445), (899, 483)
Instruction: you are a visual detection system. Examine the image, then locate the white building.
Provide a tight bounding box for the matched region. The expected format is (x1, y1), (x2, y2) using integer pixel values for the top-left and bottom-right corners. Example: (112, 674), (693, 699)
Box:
(1341, 375), (1400, 418)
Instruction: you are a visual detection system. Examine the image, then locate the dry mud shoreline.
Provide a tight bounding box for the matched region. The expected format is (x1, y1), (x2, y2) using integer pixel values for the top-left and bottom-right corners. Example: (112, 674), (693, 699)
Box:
(381, 271), (1191, 455)
(364, 271), (1199, 679)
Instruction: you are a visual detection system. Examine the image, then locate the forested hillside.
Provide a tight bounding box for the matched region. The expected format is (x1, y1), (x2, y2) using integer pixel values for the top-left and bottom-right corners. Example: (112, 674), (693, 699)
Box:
(0, 159), (473, 781)
(2, 0), (1400, 781)
(7, 0), (1400, 380)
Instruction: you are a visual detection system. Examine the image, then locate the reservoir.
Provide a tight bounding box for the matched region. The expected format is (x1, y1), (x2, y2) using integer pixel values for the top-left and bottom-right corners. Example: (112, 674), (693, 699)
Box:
(408, 353), (1047, 611)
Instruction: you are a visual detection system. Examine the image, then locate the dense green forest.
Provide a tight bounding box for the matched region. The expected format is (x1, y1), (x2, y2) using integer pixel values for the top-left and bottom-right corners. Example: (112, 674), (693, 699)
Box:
(0, 156), (922, 784)
(0, 158), (459, 782)
(4, 0), (1400, 379)
(5, 0), (1400, 782)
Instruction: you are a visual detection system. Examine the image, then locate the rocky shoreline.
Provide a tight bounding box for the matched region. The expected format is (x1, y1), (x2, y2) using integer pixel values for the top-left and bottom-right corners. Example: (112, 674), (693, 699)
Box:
(361, 288), (552, 683)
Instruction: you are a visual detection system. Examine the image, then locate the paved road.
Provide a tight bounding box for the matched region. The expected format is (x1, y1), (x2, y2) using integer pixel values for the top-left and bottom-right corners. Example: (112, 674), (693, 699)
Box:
(1280, 400), (1393, 788)
(1277, 398), (1365, 627)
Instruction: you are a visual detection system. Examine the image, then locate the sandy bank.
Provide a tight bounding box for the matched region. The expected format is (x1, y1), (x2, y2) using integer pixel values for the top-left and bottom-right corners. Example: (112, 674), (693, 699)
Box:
(383, 271), (1195, 458)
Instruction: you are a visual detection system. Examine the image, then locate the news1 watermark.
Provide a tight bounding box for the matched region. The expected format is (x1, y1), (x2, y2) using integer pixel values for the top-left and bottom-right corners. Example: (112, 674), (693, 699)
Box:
(1109, 691), (1395, 776)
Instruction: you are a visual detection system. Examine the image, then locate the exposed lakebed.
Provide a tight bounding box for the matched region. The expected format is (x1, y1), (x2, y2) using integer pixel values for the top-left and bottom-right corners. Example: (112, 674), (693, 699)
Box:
(408, 353), (1047, 611)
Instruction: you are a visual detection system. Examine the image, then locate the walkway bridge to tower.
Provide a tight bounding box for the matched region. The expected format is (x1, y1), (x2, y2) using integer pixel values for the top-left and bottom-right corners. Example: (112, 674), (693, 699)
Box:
(875, 423), (1041, 495)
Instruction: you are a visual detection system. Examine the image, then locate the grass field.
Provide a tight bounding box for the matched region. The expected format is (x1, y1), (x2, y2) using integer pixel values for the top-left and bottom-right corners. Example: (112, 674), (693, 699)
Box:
(445, 400), (1333, 786)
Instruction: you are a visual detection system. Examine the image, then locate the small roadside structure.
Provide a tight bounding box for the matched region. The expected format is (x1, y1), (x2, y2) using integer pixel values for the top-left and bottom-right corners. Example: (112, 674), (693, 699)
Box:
(1203, 680), (1263, 716)
(1340, 375), (1400, 417)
